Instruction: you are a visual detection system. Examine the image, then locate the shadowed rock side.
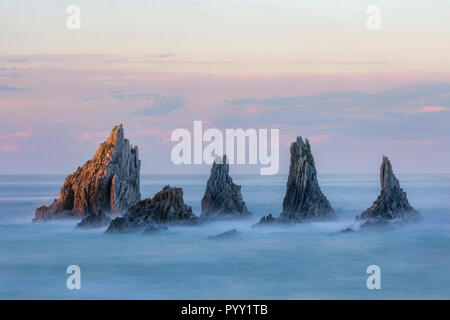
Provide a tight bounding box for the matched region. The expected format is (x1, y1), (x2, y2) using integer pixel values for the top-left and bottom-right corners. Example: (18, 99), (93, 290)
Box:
(106, 185), (197, 233)
(281, 137), (335, 220)
(75, 210), (111, 229)
(256, 137), (334, 226)
(34, 124), (140, 221)
(201, 155), (251, 218)
(357, 156), (419, 226)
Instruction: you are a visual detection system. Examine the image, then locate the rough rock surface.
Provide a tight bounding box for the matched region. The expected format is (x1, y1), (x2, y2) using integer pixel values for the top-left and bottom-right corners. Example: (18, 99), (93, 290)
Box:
(201, 155), (251, 217)
(358, 156), (418, 223)
(255, 137), (335, 226)
(75, 210), (111, 229)
(281, 137), (335, 220)
(34, 124), (140, 221)
(106, 185), (197, 233)
(254, 214), (278, 226)
(338, 227), (355, 234)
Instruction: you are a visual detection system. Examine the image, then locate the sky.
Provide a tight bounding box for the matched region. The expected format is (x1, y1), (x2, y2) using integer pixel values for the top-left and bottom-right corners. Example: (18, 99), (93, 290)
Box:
(0, 0), (450, 174)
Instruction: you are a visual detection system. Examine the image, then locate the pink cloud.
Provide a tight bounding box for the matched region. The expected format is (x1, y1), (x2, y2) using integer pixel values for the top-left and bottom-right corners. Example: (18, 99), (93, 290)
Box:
(138, 130), (171, 143)
(278, 133), (295, 148)
(12, 131), (32, 138)
(77, 131), (109, 144)
(2, 143), (19, 152)
(309, 134), (330, 144)
(240, 106), (272, 116)
(412, 106), (449, 114)
(0, 130), (32, 139)
(88, 75), (114, 81)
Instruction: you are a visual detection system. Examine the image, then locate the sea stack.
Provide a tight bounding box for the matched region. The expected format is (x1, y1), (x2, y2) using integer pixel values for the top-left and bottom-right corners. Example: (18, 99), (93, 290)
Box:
(280, 137), (335, 220)
(34, 124), (141, 221)
(201, 155), (251, 218)
(106, 185), (197, 233)
(256, 136), (334, 225)
(357, 156), (418, 225)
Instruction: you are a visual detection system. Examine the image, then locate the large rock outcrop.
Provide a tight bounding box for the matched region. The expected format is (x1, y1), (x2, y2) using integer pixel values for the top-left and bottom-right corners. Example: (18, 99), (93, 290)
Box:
(34, 124), (140, 221)
(357, 156), (418, 224)
(280, 137), (335, 220)
(106, 185), (197, 233)
(201, 155), (251, 217)
(255, 137), (334, 226)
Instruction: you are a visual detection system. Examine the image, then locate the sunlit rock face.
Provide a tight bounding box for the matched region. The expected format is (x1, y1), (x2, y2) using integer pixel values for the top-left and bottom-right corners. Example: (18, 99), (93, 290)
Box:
(280, 136), (335, 221)
(106, 185), (197, 233)
(34, 124), (140, 221)
(201, 155), (251, 218)
(358, 156), (419, 225)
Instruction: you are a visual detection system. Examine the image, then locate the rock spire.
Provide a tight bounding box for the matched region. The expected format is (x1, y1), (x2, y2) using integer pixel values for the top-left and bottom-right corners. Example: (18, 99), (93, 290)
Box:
(201, 155), (251, 217)
(358, 156), (418, 223)
(34, 124), (140, 220)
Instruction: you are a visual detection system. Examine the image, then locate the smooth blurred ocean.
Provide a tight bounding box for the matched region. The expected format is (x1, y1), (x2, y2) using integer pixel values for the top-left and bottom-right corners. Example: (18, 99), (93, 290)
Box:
(0, 174), (449, 299)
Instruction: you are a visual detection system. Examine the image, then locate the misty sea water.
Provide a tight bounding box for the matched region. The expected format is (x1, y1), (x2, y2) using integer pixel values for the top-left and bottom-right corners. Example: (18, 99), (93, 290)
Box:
(0, 174), (449, 299)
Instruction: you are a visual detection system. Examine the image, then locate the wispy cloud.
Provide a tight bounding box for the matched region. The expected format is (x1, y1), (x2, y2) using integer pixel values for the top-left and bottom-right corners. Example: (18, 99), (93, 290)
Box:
(416, 106), (449, 113)
(227, 82), (450, 110)
(76, 131), (109, 144)
(0, 85), (28, 91)
(0, 131), (32, 139)
(0, 131), (32, 153)
(388, 139), (435, 146)
(114, 92), (157, 102)
(134, 96), (185, 116)
(309, 134), (330, 144)
(1, 143), (19, 152)
(146, 54), (174, 58)
(5, 58), (28, 63)
(138, 129), (171, 143)
(225, 82), (450, 125)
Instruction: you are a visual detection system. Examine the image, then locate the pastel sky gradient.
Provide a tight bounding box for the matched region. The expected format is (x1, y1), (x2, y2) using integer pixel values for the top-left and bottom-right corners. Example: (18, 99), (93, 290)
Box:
(1, 1), (450, 174)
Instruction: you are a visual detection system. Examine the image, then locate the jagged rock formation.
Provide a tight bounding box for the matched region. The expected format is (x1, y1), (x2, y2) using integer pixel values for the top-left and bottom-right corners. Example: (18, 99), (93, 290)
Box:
(75, 210), (111, 229)
(254, 213), (278, 226)
(254, 137), (334, 226)
(34, 124), (140, 221)
(281, 137), (335, 220)
(201, 155), (251, 217)
(357, 156), (418, 224)
(106, 185), (197, 233)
